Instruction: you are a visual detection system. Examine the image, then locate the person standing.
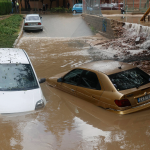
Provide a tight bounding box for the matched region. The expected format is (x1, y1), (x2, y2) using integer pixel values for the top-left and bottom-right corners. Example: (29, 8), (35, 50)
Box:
(11, 0), (14, 13)
(67, 1), (70, 9)
(15, 1), (17, 13)
(46, 4), (48, 11)
(43, 3), (45, 14)
(16, 1), (19, 13)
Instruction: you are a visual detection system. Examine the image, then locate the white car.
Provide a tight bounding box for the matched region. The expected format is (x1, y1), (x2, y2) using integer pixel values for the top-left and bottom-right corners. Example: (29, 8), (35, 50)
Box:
(0, 48), (46, 113)
(23, 14), (43, 31)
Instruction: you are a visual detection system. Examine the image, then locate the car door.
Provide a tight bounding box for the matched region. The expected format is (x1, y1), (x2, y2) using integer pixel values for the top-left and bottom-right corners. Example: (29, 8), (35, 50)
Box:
(60, 69), (83, 96)
(76, 70), (103, 105)
(75, 4), (79, 12)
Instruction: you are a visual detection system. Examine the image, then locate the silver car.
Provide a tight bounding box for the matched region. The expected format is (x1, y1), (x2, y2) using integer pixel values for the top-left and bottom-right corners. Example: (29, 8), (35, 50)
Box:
(23, 14), (43, 31)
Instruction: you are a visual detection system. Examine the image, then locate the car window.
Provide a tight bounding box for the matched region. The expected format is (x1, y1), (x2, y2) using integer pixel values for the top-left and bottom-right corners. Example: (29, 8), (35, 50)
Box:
(79, 71), (101, 90)
(109, 68), (150, 91)
(75, 4), (79, 7)
(63, 69), (83, 85)
(26, 16), (40, 21)
(0, 64), (39, 91)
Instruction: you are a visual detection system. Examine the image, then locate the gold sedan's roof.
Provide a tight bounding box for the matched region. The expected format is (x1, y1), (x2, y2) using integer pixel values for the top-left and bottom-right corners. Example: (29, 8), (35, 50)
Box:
(79, 60), (135, 75)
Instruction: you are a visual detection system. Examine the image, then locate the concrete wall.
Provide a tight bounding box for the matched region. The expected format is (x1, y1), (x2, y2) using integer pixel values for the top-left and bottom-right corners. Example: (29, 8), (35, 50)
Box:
(101, 10), (121, 14)
(82, 14), (115, 39)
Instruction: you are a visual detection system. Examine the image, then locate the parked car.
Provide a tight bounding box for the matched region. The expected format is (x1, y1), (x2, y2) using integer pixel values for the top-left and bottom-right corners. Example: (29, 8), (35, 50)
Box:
(0, 48), (46, 113)
(100, 3), (120, 10)
(23, 14), (43, 31)
(72, 4), (82, 13)
(47, 60), (150, 114)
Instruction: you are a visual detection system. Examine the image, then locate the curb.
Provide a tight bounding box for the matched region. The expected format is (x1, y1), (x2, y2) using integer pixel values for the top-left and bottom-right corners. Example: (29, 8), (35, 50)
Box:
(13, 19), (24, 48)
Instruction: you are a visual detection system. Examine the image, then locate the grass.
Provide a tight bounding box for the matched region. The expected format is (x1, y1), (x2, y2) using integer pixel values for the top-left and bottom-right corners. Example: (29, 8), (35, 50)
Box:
(0, 14), (23, 48)
(90, 26), (97, 34)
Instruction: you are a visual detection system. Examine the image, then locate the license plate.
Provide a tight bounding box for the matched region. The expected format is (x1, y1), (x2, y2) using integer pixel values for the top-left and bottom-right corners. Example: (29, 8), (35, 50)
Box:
(29, 23), (35, 26)
(138, 94), (150, 103)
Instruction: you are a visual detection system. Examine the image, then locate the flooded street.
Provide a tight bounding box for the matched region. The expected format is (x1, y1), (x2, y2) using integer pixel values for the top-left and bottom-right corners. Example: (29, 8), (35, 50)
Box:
(2, 14), (150, 150)
(23, 14), (93, 38)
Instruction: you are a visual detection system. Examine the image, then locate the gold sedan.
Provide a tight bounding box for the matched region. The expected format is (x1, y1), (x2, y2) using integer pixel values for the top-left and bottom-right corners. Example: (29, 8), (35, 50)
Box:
(47, 60), (150, 115)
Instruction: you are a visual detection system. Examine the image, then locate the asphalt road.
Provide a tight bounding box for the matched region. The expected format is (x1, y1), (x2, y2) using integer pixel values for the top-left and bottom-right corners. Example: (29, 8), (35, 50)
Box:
(23, 13), (93, 37)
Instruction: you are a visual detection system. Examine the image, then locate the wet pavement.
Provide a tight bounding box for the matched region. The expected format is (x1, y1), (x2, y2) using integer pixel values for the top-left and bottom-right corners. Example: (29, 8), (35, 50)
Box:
(2, 14), (150, 149)
(23, 14), (93, 37)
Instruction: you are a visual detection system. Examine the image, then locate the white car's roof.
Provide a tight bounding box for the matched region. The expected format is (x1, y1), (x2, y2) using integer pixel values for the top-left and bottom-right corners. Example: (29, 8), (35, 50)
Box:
(0, 48), (29, 64)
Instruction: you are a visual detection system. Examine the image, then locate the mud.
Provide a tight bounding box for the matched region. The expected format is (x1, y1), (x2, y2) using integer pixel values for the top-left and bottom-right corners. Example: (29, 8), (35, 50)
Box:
(106, 16), (150, 26)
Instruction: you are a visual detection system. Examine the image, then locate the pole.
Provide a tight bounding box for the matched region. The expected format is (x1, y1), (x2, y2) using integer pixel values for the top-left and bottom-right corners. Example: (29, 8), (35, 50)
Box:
(18, 0), (21, 14)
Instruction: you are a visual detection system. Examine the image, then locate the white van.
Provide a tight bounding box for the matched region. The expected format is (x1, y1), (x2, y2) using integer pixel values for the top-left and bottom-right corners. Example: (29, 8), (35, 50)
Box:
(0, 48), (46, 113)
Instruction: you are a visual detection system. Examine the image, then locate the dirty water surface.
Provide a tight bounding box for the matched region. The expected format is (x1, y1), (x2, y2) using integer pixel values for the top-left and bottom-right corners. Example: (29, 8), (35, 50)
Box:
(0, 35), (149, 150)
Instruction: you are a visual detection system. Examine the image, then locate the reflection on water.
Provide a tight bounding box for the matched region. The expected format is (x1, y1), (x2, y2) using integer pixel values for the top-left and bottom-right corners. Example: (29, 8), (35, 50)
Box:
(1, 37), (150, 149)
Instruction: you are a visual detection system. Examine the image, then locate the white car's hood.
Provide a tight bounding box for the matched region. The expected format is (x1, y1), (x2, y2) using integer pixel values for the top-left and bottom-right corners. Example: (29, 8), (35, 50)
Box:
(0, 88), (42, 113)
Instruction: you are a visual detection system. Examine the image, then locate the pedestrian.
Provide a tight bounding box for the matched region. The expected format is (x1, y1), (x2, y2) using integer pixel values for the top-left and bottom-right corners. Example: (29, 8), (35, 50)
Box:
(67, 1), (70, 9)
(28, 3), (30, 11)
(16, 1), (19, 13)
(43, 3), (45, 14)
(11, 0), (14, 13)
(15, 1), (17, 13)
(46, 4), (48, 11)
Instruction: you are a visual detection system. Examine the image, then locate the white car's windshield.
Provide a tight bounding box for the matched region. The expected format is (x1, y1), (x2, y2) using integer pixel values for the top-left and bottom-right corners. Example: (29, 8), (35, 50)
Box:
(0, 64), (39, 91)
(26, 16), (40, 21)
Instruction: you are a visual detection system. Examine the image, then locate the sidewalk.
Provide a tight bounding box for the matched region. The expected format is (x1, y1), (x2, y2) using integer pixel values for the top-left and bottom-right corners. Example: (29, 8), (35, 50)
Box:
(0, 14), (12, 21)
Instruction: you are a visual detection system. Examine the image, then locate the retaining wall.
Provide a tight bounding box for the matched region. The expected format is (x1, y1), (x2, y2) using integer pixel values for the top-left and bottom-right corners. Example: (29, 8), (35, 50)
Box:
(82, 14), (115, 39)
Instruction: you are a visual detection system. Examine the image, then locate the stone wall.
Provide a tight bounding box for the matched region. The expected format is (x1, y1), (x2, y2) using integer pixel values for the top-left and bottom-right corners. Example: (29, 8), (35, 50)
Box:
(82, 14), (115, 39)
(82, 14), (125, 39)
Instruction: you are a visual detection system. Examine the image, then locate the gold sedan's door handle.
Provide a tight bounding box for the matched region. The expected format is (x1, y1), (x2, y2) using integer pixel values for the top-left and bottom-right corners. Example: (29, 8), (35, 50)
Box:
(92, 95), (96, 98)
(71, 89), (75, 92)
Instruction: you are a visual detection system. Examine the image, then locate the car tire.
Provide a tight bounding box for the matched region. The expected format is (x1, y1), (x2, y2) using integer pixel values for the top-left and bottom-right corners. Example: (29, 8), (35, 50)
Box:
(41, 28), (43, 31)
(73, 10), (76, 14)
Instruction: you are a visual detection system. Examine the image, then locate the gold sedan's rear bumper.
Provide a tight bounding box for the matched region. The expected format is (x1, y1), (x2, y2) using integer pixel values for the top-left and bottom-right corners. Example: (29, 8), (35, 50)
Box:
(108, 101), (150, 115)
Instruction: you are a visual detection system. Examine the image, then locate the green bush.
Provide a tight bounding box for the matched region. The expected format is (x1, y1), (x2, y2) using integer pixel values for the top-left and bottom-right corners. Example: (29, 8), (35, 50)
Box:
(66, 7), (72, 13)
(0, 1), (11, 15)
(0, 14), (23, 48)
(50, 7), (71, 13)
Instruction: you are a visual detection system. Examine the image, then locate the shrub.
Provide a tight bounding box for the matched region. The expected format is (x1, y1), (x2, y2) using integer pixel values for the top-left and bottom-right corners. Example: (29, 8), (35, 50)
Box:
(50, 7), (70, 13)
(0, 1), (11, 15)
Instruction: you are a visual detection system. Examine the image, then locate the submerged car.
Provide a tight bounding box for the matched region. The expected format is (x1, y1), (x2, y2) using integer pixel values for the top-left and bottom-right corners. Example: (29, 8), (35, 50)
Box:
(0, 48), (46, 113)
(47, 60), (150, 114)
(23, 14), (43, 31)
(72, 4), (82, 13)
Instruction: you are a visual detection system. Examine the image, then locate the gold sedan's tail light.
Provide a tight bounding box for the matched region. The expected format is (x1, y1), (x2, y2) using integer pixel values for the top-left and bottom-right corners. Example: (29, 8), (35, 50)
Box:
(115, 99), (131, 107)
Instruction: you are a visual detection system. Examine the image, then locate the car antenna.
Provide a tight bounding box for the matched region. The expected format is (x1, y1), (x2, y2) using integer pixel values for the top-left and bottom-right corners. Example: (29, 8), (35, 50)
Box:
(118, 62), (123, 69)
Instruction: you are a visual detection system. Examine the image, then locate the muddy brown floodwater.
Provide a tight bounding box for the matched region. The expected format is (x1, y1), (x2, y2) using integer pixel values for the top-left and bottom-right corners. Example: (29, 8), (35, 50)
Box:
(1, 35), (150, 149)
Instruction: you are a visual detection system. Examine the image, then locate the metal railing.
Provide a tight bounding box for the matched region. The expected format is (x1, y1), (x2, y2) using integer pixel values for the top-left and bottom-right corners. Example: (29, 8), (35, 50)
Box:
(82, 0), (103, 17)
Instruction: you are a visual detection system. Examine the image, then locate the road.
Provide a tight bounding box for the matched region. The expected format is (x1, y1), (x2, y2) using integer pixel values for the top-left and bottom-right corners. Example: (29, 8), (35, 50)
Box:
(23, 13), (93, 37)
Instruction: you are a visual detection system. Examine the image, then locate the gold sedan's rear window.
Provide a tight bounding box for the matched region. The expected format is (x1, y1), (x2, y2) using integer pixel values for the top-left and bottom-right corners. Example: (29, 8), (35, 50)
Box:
(108, 68), (150, 91)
